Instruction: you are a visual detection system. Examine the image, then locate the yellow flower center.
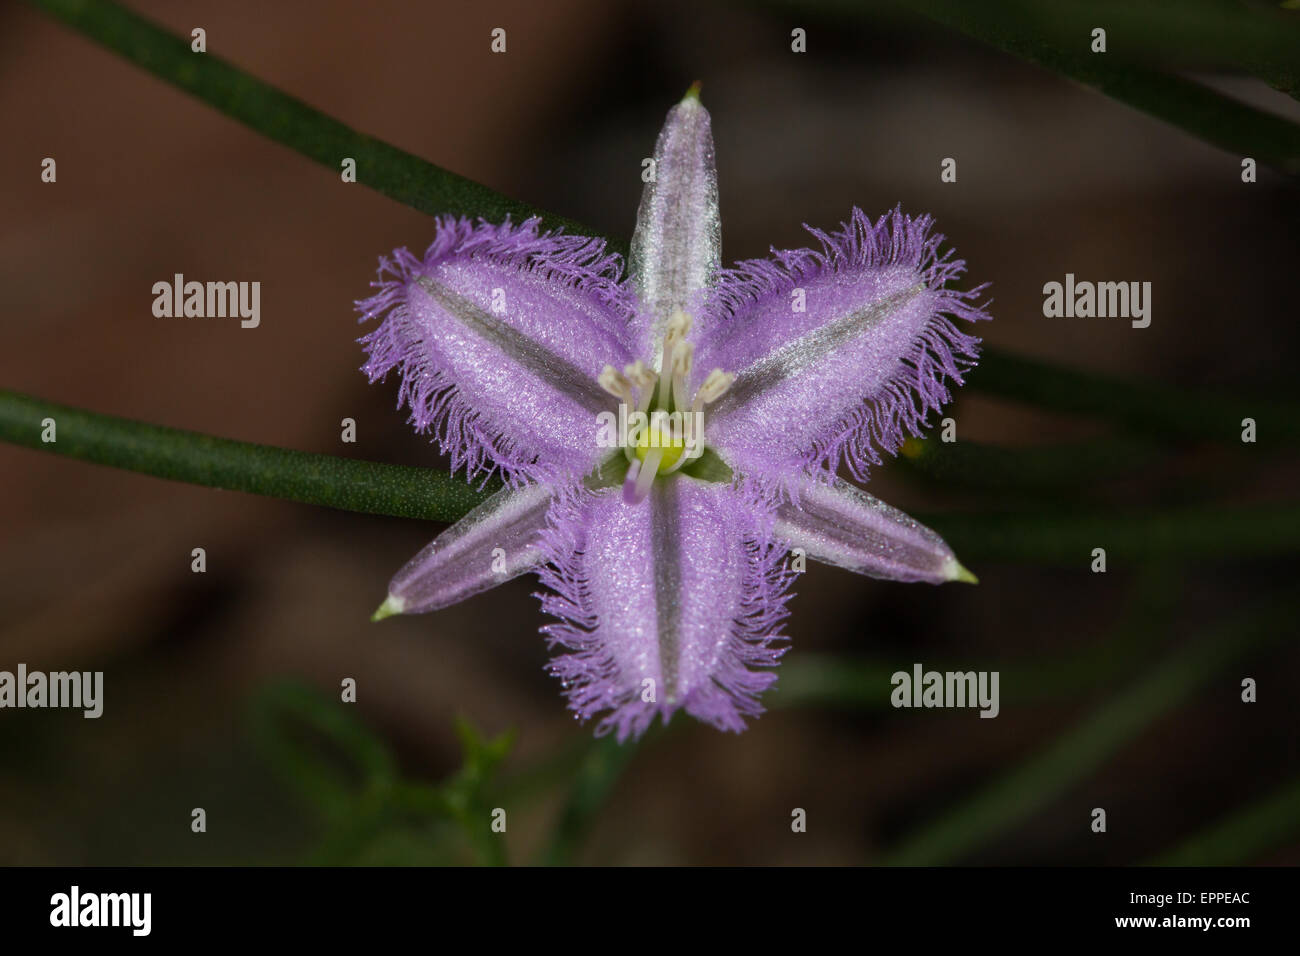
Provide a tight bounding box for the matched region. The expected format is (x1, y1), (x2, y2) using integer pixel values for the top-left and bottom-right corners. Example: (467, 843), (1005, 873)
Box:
(596, 309), (736, 503)
(634, 419), (688, 474)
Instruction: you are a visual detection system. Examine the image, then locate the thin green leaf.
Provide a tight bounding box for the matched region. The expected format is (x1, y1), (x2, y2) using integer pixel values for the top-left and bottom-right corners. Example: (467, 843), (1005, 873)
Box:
(1151, 775), (1300, 866)
(27, 0), (599, 238)
(881, 600), (1287, 865)
(249, 681), (398, 824)
(0, 388), (495, 523)
(899, 434), (1163, 490)
(539, 734), (643, 866)
(777, 564), (1180, 710)
(891, 0), (1300, 174)
(974, 348), (1300, 446)
(921, 503), (1300, 564)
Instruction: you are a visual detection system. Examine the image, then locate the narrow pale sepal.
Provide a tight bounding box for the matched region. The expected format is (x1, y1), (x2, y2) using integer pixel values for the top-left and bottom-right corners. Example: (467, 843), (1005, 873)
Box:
(773, 473), (968, 585)
(385, 482), (554, 615)
(629, 91), (721, 366)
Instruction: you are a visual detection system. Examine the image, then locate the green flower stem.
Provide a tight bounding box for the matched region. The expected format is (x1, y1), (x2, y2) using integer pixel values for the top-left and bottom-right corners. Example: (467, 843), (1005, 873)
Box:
(972, 349), (1300, 446)
(880, 601), (1287, 865)
(0, 389), (495, 523)
(893, 0), (1300, 174)
(26, 0), (599, 239)
(899, 434), (1162, 490)
(920, 504), (1300, 564)
(940, 0), (1300, 102)
(1151, 775), (1300, 866)
(538, 734), (644, 866)
(778, 564), (1181, 710)
(249, 682), (397, 824)
(778, 645), (1146, 711)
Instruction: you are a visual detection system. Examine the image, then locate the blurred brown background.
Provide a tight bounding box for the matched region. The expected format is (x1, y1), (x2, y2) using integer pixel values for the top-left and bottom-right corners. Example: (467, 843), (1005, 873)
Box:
(2, 0), (1297, 864)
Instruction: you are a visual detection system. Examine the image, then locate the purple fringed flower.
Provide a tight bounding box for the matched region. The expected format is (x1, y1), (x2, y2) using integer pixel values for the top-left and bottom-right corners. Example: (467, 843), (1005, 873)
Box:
(358, 87), (991, 741)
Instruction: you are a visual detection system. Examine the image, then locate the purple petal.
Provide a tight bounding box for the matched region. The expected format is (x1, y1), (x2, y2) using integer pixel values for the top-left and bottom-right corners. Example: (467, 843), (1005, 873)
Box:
(629, 89), (721, 366)
(377, 482), (555, 619)
(357, 217), (637, 483)
(536, 478), (792, 741)
(774, 473), (974, 584)
(696, 207), (990, 484)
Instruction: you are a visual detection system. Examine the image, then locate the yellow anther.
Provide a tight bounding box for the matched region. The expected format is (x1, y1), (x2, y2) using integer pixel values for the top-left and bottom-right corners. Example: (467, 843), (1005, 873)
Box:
(692, 368), (735, 412)
(598, 364), (634, 405)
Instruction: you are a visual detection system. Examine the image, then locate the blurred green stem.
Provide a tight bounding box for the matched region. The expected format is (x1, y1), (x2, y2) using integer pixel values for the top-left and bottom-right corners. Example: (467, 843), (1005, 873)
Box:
(899, 434), (1162, 490)
(1151, 775), (1300, 866)
(972, 350), (1300, 445)
(893, 0), (1300, 174)
(539, 735), (643, 866)
(27, 0), (599, 238)
(0, 389), (494, 523)
(881, 600), (1286, 865)
(779, 563), (1180, 710)
(922, 503), (1300, 564)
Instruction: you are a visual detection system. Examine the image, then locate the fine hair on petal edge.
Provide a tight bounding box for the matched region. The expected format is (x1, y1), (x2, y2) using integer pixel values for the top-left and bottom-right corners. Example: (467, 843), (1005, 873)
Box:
(705, 206), (992, 484)
(533, 483), (795, 742)
(353, 217), (638, 486)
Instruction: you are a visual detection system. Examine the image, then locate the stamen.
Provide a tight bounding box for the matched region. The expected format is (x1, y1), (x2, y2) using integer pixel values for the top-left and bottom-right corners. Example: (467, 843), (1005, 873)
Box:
(692, 368), (735, 414)
(663, 309), (693, 350)
(598, 364), (634, 406)
(658, 310), (693, 403)
(671, 341), (694, 413)
(608, 319), (727, 495)
(624, 360), (657, 413)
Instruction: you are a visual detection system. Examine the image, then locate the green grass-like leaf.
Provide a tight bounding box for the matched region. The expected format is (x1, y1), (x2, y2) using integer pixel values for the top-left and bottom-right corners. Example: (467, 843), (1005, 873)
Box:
(0, 388), (495, 522)
(973, 350), (1300, 445)
(28, 0), (601, 237)
(880, 600), (1287, 865)
(1151, 775), (1300, 866)
(920, 502), (1300, 564)
(893, 0), (1300, 175)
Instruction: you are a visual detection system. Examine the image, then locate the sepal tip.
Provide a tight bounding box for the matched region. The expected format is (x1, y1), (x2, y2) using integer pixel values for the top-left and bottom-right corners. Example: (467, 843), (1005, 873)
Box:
(946, 559), (979, 585)
(371, 595), (406, 622)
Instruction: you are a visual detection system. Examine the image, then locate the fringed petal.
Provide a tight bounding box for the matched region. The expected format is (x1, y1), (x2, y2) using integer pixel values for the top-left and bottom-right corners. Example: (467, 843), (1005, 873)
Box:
(629, 89), (722, 367)
(774, 472), (972, 584)
(356, 217), (638, 483)
(536, 477), (792, 741)
(696, 207), (990, 486)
